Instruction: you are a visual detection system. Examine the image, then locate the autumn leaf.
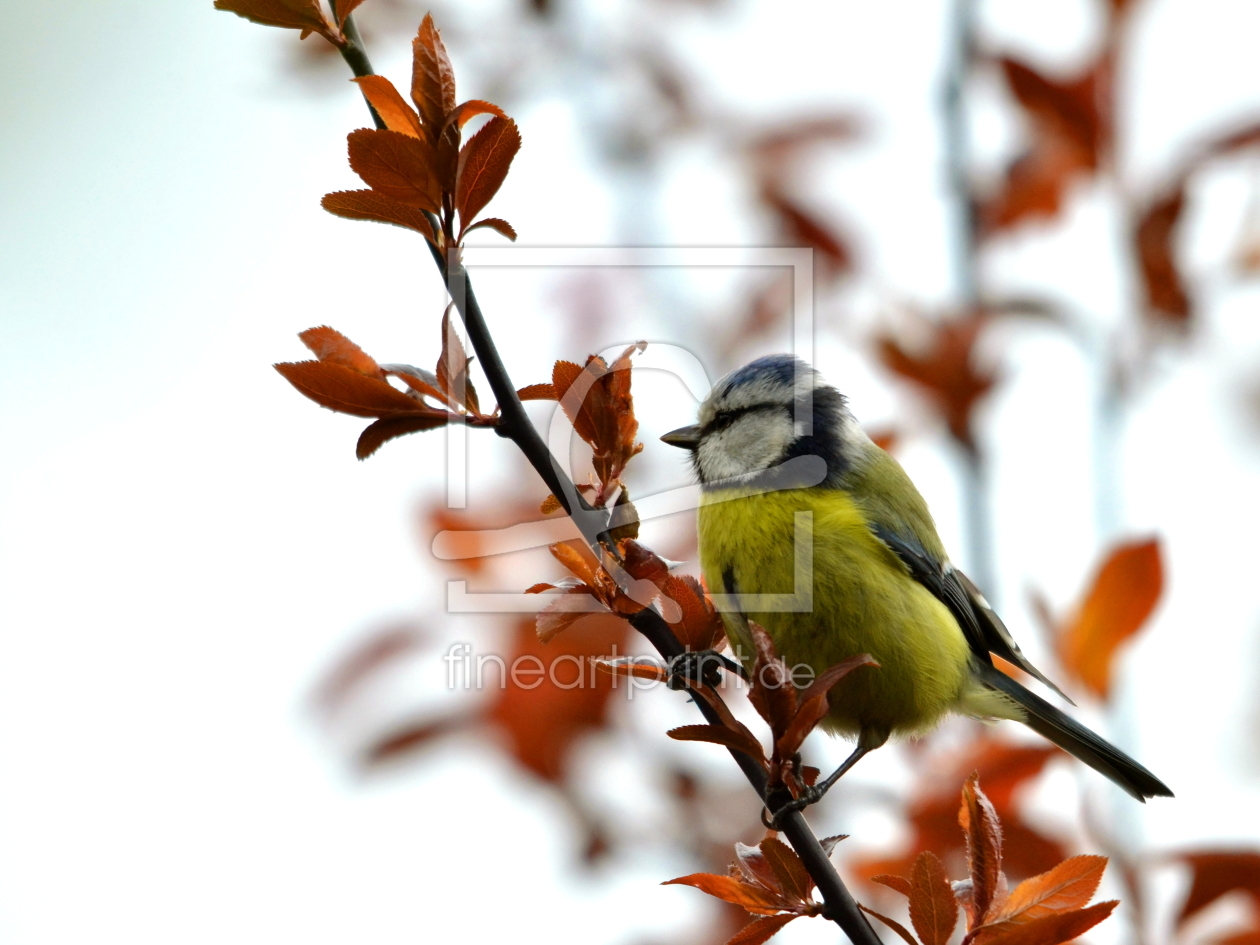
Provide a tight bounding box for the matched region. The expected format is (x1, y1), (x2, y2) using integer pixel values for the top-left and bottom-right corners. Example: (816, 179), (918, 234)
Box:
(299, 325), (382, 376)
(1175, 851), (1260, 927)
(321, 189), (439, 241)
(347, 128), (442, 212)
(214, 0), (335, 40)
(445, 99), (509, 132)
(1055, 538), (1163, 699)
(463, 217), (518, 241)
(992, 856), (1106, 925)
(979, 56), (1107, 236)
(876, 312), (996, 451)
(762, 187), (852, 276)
(959, 773), (1004, 926)
(908, 852), (958, 945)
(352, 75), (423, 138)
(276, 360), (435, 418)
(975, 900), (1118, 945)
(455, 117), (522, 232)
(411, 14), (457, 142)
(330, 0), (367, 27)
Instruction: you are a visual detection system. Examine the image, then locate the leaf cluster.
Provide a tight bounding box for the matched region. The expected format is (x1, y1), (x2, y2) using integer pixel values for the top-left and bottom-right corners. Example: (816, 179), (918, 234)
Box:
(321, 15), (520, 252)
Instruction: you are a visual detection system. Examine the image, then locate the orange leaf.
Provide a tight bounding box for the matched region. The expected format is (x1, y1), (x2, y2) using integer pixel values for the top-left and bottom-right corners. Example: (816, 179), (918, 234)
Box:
(1057, 538), (1162, 699)
(667, 724), (767, 763)
(995, 856), (1106, 925)
(909, 852), (958, 945)
(1176, 851), (1260, 927)
(455, 117), (521, 228)
(762, 188), (852, 276)
(876, 312), (995, 450)
(445, 99), (509, 132)
(726, 914), (800, 945)
(860, 904), (920, 945)
(660, 574), (726, 652)
(411, 14), (456, 142)
(662, 874), (788, 916)
(536, 591), (601, 643)
(299, 325), (382, 376)
(976, 901), (1118, 945)
(275, 360), (438, 418)
(517, 383), (557, 401)
(330, 0), (367, 27)
(463, 217), (518, 241)
(436, 305), (479, 412)
(960, 774), (1004, 927)
(872, 874), (913, 897)
(321, 189), (438, 241)
(352, 76), (423, 138)
(214, 0), (330, 35)
(761, 837), (813, 904)
(347, 128), (442, 212)
(356, 415), (449, 459)
(1135, 189), (1190, 325)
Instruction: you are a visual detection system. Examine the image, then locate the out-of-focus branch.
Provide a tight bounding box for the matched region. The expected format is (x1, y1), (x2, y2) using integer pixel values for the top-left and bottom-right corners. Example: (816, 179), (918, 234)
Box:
(330, 19), (881, 945)
(941, 0), (996, 600)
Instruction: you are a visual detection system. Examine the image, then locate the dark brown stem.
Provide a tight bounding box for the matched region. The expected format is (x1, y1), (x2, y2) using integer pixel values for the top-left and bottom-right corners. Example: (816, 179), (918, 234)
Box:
(333, 22), (879, 945)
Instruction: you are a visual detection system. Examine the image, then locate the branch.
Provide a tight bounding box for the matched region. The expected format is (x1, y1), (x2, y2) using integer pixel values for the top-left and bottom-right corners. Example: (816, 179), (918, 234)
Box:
(333, 20), (879, 945)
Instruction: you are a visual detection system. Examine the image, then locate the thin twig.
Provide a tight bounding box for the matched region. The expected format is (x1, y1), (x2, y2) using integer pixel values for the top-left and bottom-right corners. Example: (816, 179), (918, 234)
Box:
(331, 17), (881, 945)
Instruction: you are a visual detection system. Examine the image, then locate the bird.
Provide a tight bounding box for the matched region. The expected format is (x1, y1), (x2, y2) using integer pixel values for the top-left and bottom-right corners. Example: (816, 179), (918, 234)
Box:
(660, 354), (1172, 813)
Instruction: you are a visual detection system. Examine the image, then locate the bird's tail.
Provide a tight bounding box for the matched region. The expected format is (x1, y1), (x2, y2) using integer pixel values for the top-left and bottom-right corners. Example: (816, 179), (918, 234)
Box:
(974, 661), (1174, 802)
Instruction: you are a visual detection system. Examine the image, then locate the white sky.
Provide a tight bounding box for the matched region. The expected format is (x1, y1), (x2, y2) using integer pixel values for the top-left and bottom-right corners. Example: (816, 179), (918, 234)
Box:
(3, 0), (1260, 943)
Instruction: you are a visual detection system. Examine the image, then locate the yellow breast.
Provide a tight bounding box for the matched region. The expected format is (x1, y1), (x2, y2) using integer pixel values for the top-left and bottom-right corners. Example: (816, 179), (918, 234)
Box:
(698, 485), (974, 740)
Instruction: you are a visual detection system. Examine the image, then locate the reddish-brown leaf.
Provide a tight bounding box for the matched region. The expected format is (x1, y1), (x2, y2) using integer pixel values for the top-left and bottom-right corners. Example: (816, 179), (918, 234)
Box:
(726, 914), (799, 945)
(667, 724), (767, 763)
(463, 217), (518, 241)
(321, 189), (438, 241)
(980, 57), (1105, 236)
(357, 415), (449, 459)
(995, 856), (1106, 925)
(745, 622), (797, 737)
(736, 842), (783, 892)
(436, 305), (479, 412)
(347, 128), (442, 212)
(660, 574), (726, 652)
(1176, 851), (1260, 927)
(976, 901), (1118, 945)
(299, 325), (382, 376)
(330, 0), (367, 27)
(909, 852), (958, 945)
(960, 775), (1004, 927)
(379, 363), (445, 402)
(592, 657), (669, 682)
(362, 715), (465, 766)
(1057, 538), (1162, 699)
(517, 383), (557, 401)
(445, 99), (509, 132)
(662, 874), (787, 916)
(411, 14), (456, 141)
(762, 188), (852, 275)
(860, 904), (920, 945)
(876, 312), (995, 450)
(352, 76), (423, 138)
(214, 0), (330, 35)
(761, 837), (814, 904)
(536, 591), (601, 643)
(872, 874), (913, 897)
(1134, 189), (1190, 325)
(455, 117), (522, 228)
(275, 360), (437, 418)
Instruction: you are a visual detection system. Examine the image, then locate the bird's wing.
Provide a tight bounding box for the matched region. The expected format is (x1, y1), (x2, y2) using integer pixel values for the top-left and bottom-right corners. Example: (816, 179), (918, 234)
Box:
(869, 524), (1072, 704)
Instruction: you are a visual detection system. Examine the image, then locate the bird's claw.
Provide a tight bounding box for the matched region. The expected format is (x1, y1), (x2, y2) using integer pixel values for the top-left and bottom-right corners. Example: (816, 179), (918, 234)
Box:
(666, 649), (741, 690)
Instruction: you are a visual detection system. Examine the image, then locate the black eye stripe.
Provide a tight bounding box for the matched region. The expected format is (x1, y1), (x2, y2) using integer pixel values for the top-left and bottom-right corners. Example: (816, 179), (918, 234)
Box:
(702, 404), (791, 435)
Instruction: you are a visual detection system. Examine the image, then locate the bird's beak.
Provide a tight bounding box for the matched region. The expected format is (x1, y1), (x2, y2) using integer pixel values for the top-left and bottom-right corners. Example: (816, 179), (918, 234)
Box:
(660, 424), (702, 450)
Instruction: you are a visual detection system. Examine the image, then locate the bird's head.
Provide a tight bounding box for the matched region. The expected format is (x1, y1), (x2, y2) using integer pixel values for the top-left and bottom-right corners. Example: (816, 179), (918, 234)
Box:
(661, 354), (862, 486)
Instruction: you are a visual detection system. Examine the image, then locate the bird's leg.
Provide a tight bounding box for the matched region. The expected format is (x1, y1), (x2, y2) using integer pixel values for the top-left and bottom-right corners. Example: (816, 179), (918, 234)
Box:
(764, 729), (888, 828)
(666, 649), (749, 691)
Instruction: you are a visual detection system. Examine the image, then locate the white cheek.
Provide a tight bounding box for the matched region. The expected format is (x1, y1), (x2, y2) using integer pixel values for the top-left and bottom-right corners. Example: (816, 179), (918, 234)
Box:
(697, 415), (793, 481)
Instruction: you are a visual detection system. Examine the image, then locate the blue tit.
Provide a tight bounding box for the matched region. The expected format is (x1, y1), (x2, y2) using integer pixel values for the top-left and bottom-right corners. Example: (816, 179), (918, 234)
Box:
(661, 354), (1171, 808)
